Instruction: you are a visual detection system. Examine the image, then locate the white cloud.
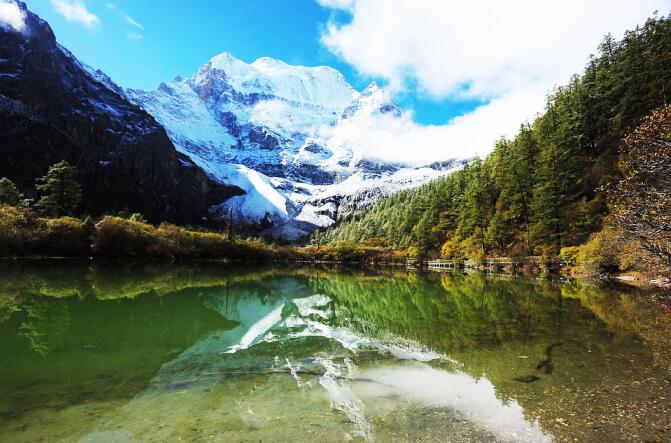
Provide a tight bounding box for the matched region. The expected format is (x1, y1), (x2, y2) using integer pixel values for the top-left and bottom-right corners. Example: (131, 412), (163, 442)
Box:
(107, 2), (143, 36)
(125, 15), (143, 30)
(51, 0), (100, 29)
(316, 0), (354, 11)
(323, 85), (549, 166)
(0, 0), (25, 32)
(319, 0), (671, 161)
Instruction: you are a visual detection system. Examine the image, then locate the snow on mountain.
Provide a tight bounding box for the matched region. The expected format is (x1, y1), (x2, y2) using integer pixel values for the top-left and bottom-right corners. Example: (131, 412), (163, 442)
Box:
(272, 164), (462, 240)
(204, 53), (356, 110)
(321, 82), (403, 174)
(127, 53), (357, 180)
(209, 164), (294, 226)
(340, 82), (401, 123)
(127, 53), (459, 239)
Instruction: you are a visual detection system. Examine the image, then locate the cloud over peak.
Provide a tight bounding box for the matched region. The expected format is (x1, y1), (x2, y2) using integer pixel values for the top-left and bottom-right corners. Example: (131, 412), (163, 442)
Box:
(318, 0), (671, 160)
(0, 0), (26, 32)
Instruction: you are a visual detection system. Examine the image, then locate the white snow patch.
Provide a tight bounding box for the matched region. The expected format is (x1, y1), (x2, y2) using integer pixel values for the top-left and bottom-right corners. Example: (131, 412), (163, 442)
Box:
(209, 164), (292, 225)
(128, 80), (237, 148)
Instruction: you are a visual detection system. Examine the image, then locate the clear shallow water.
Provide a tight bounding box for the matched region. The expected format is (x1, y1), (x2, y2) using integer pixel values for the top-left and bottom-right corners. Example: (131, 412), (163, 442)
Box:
(0, 262), (670, 442)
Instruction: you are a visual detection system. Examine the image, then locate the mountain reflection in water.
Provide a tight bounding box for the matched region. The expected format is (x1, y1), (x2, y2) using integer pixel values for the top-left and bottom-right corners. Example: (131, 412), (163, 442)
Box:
(0, 262), (669, 442)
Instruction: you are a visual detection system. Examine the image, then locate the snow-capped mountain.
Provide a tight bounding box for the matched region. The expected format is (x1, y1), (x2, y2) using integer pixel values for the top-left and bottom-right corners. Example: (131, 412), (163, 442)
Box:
(128, 53), (461, 239)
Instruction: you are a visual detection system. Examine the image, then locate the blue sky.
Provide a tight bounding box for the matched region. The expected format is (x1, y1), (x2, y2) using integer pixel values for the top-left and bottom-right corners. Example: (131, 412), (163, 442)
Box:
(24, 0), (480, 125)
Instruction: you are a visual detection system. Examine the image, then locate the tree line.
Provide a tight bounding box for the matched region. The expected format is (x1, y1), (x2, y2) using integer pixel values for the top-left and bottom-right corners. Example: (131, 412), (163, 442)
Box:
(313, 15), (671, 273)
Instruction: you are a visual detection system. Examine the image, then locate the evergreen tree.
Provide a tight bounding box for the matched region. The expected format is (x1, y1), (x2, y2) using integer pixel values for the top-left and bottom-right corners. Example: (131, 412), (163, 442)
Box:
(457, 160), (495, 253)
(35, 161), (82, 217)
(128, 213), (147, 223)
(530, 142), (571, 251)
(0, 177), (29, 207)
(82, 215), (97, 243)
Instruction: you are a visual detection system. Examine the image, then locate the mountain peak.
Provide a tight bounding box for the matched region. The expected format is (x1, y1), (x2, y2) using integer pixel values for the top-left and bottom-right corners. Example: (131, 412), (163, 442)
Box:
(210, 51), (238, 63)
(340, 81), (401, 121)
(124, 48), (430, 238)
(251, 56), (288, 68)
(364, 81), (380, 92)
(207, 51), (246, 71)
(360, 82), (388, 101)
(184, 51), (357, 114)
(1, 0), (55, 44)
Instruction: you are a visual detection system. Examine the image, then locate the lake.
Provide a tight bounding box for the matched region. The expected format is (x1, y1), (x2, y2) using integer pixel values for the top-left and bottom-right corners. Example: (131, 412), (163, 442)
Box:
(0, 261), (669, 442)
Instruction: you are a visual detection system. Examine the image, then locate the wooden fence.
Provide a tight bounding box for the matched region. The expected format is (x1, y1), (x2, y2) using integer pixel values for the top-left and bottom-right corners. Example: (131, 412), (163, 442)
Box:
(410, 256), (566, 270)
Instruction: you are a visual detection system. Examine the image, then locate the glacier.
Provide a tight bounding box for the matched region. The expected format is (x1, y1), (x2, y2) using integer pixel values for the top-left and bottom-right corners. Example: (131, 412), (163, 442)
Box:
(127, 53), (461, 240)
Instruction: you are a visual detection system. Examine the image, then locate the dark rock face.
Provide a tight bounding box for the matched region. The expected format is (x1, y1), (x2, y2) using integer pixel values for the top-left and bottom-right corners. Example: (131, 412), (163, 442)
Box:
(303, 143), (327, 155)
(353, 159), (400, 175)
(288, 163), (338, 186)
(247, 127), (280, 151)
(0, 2), (241, 223)
(424, 159), (465, 171)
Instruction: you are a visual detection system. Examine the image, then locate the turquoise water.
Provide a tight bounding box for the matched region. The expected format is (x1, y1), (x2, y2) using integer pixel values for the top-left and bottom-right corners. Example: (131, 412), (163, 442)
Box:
(0, 261), (669, 442)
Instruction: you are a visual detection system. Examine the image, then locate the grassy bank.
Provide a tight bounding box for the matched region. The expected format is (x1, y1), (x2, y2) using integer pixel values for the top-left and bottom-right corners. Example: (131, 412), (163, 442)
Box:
(0, 205), (280, 260)
(0, 205), (409, 263)
(1, 205), (668, 289)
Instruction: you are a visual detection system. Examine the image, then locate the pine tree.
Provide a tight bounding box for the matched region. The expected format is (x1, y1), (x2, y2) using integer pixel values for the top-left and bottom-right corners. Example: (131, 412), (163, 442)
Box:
(489, 131), (536, 254)
(35, 161), (83, 217)
(82, 215), (97, 243)
(486, 210), (508, 255)
(457, 160), (494, 254)
(530, 142), (570, 252)
(0, 177), (29, 207)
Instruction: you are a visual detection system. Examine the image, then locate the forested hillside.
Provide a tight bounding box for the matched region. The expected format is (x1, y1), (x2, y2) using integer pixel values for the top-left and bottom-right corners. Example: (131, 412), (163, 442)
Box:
(313, 15), (671, 262)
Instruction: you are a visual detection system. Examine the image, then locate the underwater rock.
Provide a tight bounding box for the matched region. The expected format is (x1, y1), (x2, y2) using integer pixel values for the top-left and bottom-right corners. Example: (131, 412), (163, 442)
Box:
(513, 375), (541, 383)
